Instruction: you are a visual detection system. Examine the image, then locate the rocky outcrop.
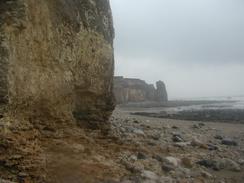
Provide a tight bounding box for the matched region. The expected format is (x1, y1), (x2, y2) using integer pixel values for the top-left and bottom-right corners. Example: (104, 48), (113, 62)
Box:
(114, 76), (168, 104)
(0, 0), (114, 182)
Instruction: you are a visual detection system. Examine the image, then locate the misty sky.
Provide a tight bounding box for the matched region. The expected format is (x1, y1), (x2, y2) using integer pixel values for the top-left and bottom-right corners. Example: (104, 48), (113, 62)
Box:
(110, 0), (244, 99)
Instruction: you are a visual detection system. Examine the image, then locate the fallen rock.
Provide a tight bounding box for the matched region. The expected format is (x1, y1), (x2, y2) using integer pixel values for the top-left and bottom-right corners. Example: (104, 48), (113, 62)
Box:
(207, 143), (219, 151)
(181, 157), (193, 168)
(191, 138), (208, 149)
(137, 152), (147, 160)
(164, 157), (181, 167)
(214, 135), (224, 140)
(174, 142), (191, 148)
(162, 156), (181, 171)
(158, 176), (174, 183)
(197, 159), (216, 169)
(221, 138), (238, 146)
(141, 170), (158, 181)
(238, 159), (244, 166)
(197, 158), (241, 172)
(0, 179), (17, 183)
(172, 134), (185, 142)
(201, 170), (213, 178)
(220, 158), (241, 172)
(162, 163), (176, 172)
(152, 155), (163, 162)
(122, 161), (144, 173)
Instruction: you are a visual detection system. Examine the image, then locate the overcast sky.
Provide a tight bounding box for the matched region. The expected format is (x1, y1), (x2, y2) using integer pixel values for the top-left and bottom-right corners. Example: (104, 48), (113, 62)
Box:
(110, 0), (244, 99)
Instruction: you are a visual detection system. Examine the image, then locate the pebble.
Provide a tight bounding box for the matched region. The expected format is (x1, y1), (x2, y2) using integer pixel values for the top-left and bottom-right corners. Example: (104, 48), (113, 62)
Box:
(197, 158), (241, 172)
(152, 155), (163, 162)
(221, 138), (238, 146)
(151, 133), (161, 140)
(159, 176), (174, 183)
(162, 163), (176, 172)
(141, 170), (158, 180)
(0, 179), (16, 183)
(137, 152), (147, 160)
(201, 170), (213, 178)
(181, 157), (193, 168)
(191, 138), (207, 149)
(174, 142), (190, 148)
(163, 156), (181, 167)
(172, 134), (184, 142)
(207, 143), (219, 151)
(238, 159), (244, 165)
(214, 135), (223, 140)
(197, 159), (216, 169)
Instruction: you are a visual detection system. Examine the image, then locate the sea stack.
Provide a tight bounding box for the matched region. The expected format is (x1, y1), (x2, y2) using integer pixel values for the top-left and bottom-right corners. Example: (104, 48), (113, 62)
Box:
(156, 80), (168, 102)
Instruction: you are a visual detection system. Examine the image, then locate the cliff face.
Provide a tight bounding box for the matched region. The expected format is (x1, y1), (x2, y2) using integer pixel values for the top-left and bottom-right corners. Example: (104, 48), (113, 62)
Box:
(114, 76), (168, 104)
(0, 0), (114, 182)
(0, 0), (114, 126)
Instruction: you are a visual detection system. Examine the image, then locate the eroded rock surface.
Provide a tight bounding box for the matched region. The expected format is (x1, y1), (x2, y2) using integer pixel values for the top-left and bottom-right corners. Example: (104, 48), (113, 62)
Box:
(0, 0), (114, 124)
(0, 0), (114, 182)
(114, 76), (168, 104)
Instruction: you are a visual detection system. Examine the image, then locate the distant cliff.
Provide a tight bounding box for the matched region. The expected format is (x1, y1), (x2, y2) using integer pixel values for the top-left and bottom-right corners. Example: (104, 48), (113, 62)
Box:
(114, 76), (168, 104)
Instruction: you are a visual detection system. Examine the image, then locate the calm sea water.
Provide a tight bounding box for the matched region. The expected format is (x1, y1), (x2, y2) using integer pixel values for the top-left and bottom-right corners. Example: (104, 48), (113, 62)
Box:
(170, 96), (244, 112)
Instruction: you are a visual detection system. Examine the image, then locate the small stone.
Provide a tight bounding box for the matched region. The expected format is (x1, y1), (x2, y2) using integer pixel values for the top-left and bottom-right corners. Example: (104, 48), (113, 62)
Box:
(133, 129), (145, 135)
(197, 159), (216, 169)
(214, 135), (223, 140)
(122, 161), (144, 173)
(238, 159), (244, 165)
(162, 163), (175, 172)
(0, 179), (16, 183)
(159, 176), (173, 183)
(174, 142), (190, 148)
(198, 123), (205, 127)
(192, 124), (200, 129)
(133, 119), (140, 124)
(201, 170), (212, 178)
(137, 152), (147, 160)
(129, 155), (137, 162)
(151, 133), (161, 140)
(152, 155), (163, 162)
(191, 138), (206, 148)
(172, 125), (179, 129)
(141, 170), (158, 180)
(221, 138), (238, 146)
(207, 144), (219, 151)
(72, 143), (85, 153)
(222, 158), (241, 172)
(18, 172), (28, 177)
(163, 156), (181, 167)
(172, 134), (184, 142)
(181, 157), (193, 168)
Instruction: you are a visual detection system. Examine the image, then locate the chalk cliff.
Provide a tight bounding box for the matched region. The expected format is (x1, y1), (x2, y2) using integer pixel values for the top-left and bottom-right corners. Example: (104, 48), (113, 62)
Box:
(114, 76), (168, 104)
(0, 0), (114, 182)
(0, 0), (114, 126)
